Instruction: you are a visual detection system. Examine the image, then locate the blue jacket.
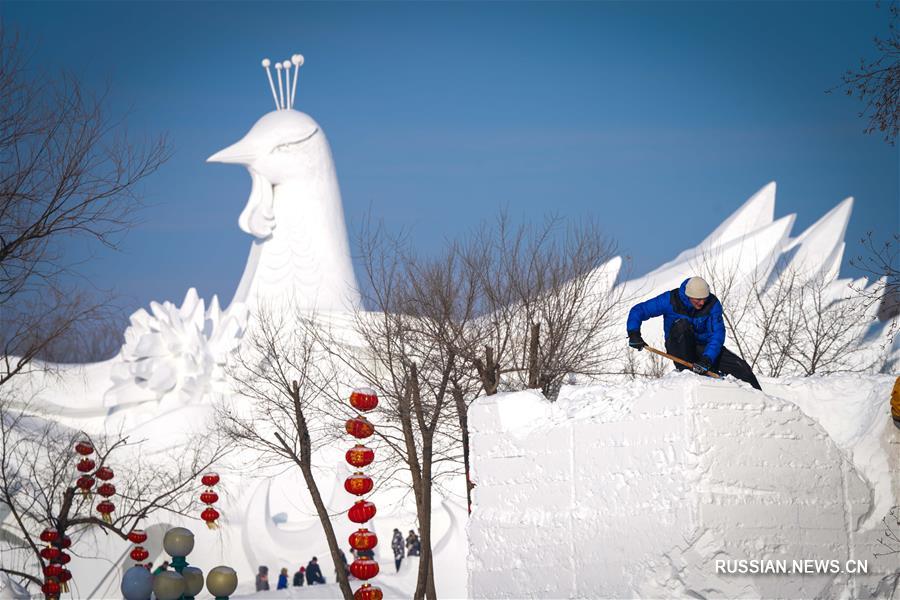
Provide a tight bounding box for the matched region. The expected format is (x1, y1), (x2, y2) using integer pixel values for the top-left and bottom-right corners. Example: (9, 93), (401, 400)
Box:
(626, 278), (726, 362)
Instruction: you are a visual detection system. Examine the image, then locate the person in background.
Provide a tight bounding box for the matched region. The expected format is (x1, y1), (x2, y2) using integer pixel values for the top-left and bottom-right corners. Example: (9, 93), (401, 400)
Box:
(391, 528), (405, 572)
(306, 556), (326, 585)
(144, 562), (153, 572)
(152, 561), (170, 576)
(277, 567), (289, 590)
(336, 548), (350, 579)
(255, 565), (270, 591)
(292, 565), (305, 587)
(406, 530), (421, 557)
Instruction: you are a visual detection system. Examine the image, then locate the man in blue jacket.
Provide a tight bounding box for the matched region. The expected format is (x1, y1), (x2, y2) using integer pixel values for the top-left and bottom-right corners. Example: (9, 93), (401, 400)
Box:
(626, 276), (761, 390)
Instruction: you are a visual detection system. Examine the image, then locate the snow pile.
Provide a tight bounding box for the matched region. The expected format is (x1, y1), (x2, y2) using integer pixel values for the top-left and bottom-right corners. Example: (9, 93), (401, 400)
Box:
(467, 374), (900, 598)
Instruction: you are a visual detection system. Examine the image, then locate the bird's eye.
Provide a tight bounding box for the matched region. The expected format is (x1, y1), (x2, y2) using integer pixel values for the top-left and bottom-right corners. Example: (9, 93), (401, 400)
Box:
(271, 129), (319, 154)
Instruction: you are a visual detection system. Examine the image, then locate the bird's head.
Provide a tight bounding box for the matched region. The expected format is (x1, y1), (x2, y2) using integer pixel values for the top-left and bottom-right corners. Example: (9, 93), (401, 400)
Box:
(207, 109), (322, 185)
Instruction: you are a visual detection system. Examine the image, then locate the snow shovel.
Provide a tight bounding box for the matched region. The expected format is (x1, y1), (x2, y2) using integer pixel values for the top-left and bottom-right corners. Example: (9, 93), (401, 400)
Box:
(644, 346), (721, 379)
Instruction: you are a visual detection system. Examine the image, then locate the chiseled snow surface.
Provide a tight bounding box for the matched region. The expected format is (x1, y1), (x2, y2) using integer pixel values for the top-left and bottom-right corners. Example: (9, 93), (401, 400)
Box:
(467, 374), (900, 599)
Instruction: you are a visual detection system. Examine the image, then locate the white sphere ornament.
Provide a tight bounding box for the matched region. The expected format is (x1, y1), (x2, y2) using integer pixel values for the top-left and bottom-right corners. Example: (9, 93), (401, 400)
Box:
(121, 565), (153, 600)
(292, 54), (303, 65)
(206, 565), (238, 597)
(152, 571), (186, 600)
(282, 60), (291, 69)
(262, 58), (271, 67)
(162, 527), (194, 557)
(182, 565), (205, 597)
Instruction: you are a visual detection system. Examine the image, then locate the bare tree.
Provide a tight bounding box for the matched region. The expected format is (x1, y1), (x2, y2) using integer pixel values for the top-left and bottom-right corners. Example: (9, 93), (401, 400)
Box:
(834, 0), (899, 145)
(458, 213), (627, 399)
(218, 307), (355, 600)
(0, 29), (168, 379)
(850, 231), (900, 343)
(693, 248), (878, 377)
(0, 397), (224, 594)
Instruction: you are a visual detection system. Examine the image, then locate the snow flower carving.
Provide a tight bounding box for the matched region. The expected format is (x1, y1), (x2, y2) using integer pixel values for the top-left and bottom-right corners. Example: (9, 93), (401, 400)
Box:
(105, 289), (248, 407)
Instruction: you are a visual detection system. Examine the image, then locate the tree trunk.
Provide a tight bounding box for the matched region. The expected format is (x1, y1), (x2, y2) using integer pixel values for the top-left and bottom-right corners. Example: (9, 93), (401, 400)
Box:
(452, 385), (474, 513)
(527, 322), (541, 388)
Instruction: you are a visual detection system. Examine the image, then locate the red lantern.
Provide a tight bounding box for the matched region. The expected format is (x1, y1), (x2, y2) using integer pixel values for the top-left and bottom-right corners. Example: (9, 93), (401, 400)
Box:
(127, 529), (147, 544)
(76, 475), (94, 497)
(94, 466), (114, 481)
(58, 535), (71, 549)
(345, 416), (374, 439)
(58, 569), (71, 583)
(40, 547), (60, 561)
(39, 528), (59, 544)
(344, 473), (374, 496)
(346, 445), (375, 468)
(350, 388), (379, 412)
(354, 584), (384, 600)
(76, 458), (95, 473)
(200, 489), (219, 505)
(96, 482), (116, 498)
(130, 546), (149, 562)
(96, 500), (114, 523)
(74, 441), (94, 456)
(201, 506), (220, 529)
(347, 500), (376, 524)
(201, 472), (220, 487)
(43, 564), (63, 578)
(348, 528), (378, 551)
(41, 580), (60, 597)
(57, 552), (70, 565)
(349, 557), (380, 580)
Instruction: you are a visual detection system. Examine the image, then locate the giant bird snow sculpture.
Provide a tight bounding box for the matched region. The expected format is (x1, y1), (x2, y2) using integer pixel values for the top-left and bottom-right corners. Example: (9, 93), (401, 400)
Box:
(208, 55), (362, 313)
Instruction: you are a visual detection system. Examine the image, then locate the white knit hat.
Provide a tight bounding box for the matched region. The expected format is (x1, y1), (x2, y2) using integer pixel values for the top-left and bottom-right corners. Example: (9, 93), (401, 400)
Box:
(685, 276), (710, 299)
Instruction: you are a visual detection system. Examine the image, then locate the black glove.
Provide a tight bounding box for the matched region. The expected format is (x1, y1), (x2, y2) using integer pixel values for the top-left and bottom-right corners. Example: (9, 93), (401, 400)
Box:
(692, 356), (713, 375)
(628, 330), (646, 351)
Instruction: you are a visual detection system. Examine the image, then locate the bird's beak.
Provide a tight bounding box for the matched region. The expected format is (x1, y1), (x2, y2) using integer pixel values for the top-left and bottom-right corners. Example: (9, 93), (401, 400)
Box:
(207, 138), (256, 164)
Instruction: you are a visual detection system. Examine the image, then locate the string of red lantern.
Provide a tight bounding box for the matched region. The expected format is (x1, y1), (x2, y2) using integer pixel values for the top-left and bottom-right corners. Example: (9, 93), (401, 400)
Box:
(39, 525), (72, 599)
(200, 472), (221, 529)
(94, 464), (115, 524)
(128, 529), (149, 564)
(345, 387), (383, 600)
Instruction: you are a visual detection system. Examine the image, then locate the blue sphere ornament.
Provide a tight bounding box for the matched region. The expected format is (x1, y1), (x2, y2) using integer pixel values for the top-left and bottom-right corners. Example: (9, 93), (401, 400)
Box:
(121, 565), (153, 600)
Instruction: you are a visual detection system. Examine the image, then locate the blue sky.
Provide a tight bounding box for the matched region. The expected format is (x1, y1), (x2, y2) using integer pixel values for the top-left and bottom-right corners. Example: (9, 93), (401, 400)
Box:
(2, 1), (897, 314)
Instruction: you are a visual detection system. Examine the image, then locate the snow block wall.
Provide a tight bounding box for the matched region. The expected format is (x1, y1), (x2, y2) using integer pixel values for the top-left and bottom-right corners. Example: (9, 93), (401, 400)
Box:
(467, 375), (900, 599)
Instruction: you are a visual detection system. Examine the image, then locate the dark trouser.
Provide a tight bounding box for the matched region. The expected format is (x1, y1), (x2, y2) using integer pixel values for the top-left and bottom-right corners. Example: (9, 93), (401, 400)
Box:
(665, 319), (762, 390)
(395, 557), (402, 572)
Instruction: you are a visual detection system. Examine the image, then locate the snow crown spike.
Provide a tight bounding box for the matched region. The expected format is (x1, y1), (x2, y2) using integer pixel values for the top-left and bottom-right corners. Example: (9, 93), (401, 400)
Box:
(261, 54), (305, 110)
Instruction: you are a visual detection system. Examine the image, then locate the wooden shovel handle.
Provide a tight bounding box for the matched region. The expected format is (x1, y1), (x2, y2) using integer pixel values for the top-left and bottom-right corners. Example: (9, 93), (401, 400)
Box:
(644, 345), (721, 379)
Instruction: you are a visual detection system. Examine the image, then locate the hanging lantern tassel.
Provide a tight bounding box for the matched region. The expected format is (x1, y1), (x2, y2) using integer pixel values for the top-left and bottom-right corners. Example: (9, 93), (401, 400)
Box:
(96, 500), (114, 524)
(201, 506), (220, 529)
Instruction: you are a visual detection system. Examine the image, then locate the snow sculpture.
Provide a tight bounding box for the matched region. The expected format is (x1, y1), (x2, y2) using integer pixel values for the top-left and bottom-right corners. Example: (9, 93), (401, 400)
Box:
(207, 55), (361, 313)
(104, 288), (248, 407)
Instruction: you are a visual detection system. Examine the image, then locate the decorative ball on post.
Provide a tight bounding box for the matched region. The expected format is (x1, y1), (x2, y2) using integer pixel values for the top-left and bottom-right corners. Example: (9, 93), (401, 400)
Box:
(206, 565), (238, 600)
(162, 527), (194, 573)
(121, 564), (153, 600)
(152, 571), (186, 600)
(182, 565), (205, 600)
(346, 444), (375, 468)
